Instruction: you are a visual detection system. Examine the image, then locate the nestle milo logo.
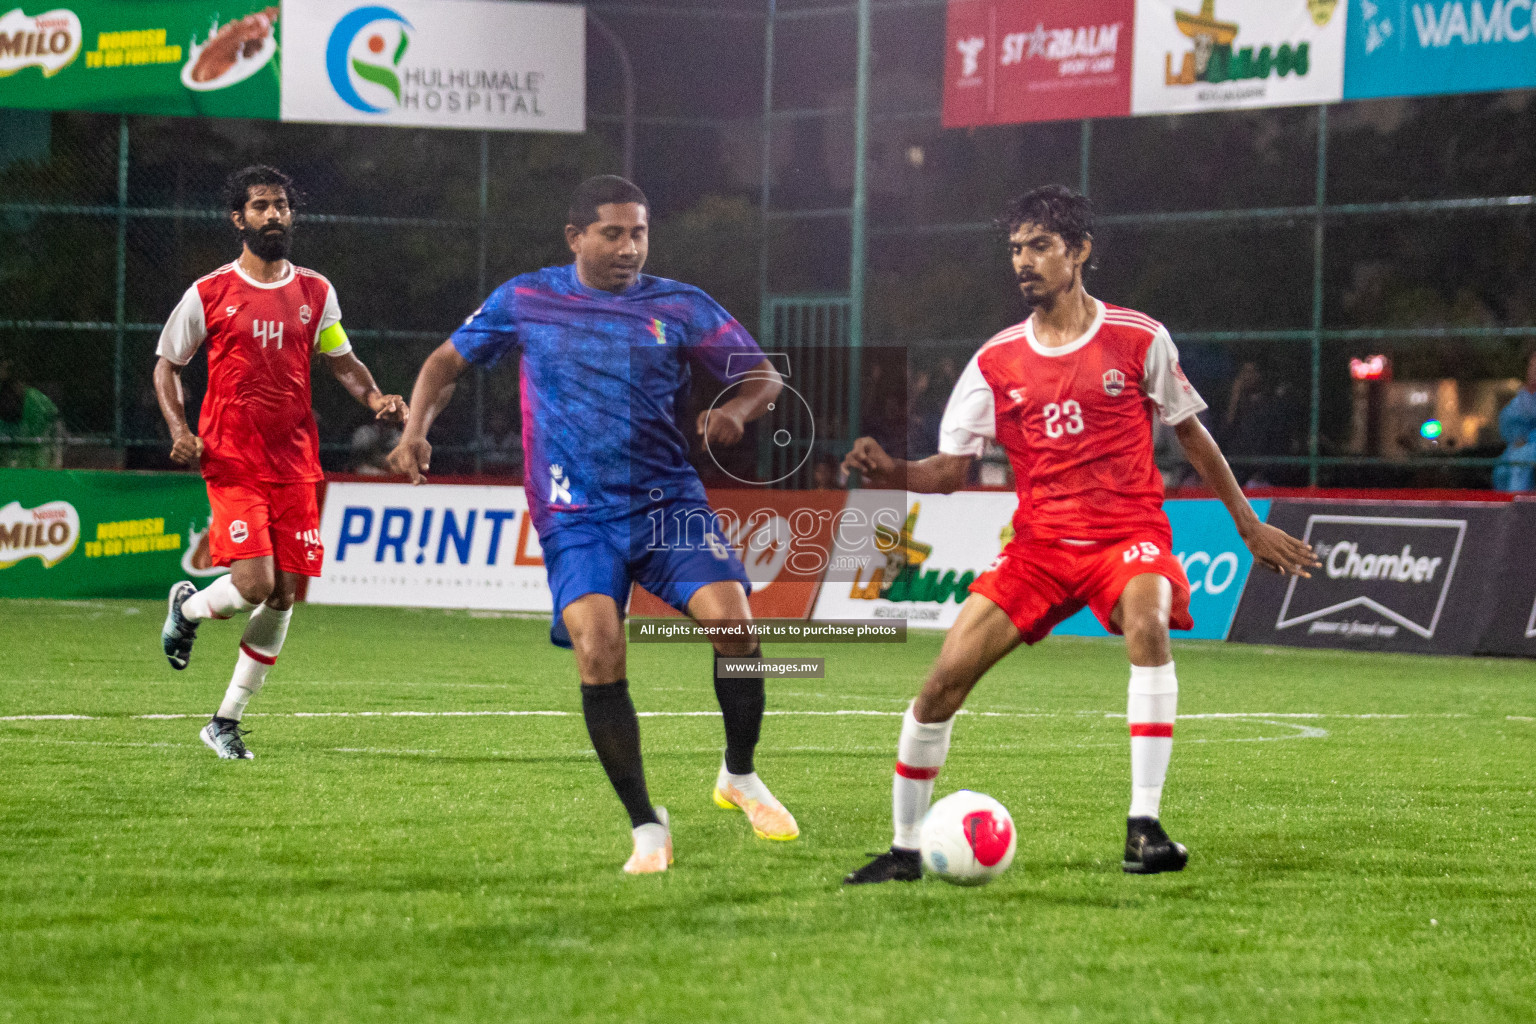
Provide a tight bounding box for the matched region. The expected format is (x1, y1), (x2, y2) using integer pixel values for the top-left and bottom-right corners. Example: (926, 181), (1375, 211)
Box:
(0, 7), (82, 77)
(0, 500), (80, 569)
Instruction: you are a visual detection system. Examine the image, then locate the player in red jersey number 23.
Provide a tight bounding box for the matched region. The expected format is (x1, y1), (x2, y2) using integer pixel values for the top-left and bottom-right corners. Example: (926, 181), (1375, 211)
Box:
(152, 165), (408, 761)
(841, 186), (1319, 883)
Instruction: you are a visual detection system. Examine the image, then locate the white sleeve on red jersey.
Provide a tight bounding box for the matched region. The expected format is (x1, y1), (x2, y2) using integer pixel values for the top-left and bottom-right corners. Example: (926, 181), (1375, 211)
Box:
(155, 284), (207, 366)
(937, 350), (996, 456)
(314, 280), (352, 357)
(1142, 327), (1207, 426)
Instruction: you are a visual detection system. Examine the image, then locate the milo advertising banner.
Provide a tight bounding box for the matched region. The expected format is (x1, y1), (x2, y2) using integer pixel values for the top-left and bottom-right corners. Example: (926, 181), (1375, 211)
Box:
(0, 2), (281, 118)
(0, 468), (223, 600)
(1131, 0), (1347, 115)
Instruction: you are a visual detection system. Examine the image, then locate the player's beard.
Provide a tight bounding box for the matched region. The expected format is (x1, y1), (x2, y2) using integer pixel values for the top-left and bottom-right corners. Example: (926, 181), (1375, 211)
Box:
(242, 221), (292, 262)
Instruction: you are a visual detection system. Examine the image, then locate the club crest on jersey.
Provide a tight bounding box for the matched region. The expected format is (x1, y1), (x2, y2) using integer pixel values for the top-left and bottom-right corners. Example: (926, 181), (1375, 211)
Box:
(299, 304), (312, 325)
(1102, 368), (1127, 397)
(229, 520), (249, 544)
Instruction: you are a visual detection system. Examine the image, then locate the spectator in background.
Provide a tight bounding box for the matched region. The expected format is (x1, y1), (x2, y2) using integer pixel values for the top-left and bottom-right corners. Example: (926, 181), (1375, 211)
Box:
(811, 453), (842, 489)
(0, 358), (63, 469)
(348, 421), (401, 476)
(1218, 359), (1292, 488)
(1493, 349), (1536, 493)
(481, 408), (524, 478)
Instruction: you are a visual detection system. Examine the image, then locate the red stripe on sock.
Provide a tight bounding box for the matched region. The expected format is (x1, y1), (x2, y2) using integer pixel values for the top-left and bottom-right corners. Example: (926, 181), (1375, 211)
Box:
(895, 761), (940, 780)
(240, 643), (277, 666)
(1129, 723), (1174, 738)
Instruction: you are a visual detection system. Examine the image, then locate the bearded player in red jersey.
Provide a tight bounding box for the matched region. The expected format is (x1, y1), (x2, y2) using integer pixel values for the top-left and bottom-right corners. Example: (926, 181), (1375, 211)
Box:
(153, 165), (407, 760)
(841, 186), (1319, 882)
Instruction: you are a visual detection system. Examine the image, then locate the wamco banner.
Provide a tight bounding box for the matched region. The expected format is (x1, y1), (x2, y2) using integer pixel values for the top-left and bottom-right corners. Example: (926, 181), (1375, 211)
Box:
(0, 1), (281, 118)
(1228, 500), (1509, 655)
(279, 0), (584, 132)
(0, 467), (220, 599)
(1346, 0), (1536, 100)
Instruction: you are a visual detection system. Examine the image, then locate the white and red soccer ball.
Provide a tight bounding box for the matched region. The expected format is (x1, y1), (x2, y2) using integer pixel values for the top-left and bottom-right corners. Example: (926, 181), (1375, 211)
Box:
(920, 790), (1016, 886)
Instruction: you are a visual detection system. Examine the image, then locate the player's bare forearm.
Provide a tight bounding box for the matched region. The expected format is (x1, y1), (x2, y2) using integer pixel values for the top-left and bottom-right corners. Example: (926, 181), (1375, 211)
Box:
(842, 437), (972, 493)
(696, 359), (782, 446)
(1173, 416), (1262, 535)
(1174, 416), (1319, 576)
(327, 352), (407, 423)
(401, 340), (467, 442)
(153, 357), (202, 465)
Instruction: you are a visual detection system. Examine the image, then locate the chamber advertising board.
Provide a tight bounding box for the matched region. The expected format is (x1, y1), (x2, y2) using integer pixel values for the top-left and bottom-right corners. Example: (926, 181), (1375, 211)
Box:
(629, 488), (848, 621)
(0, 468), (221, 599)
(1053, 498), (1271, 640)
(1130, 0), (1346, 115)
(1227, 499), (1509, 655)
(1475, 498), (1536, 657)
(279, 0), (584, 132)
(304, 482), (552, 611)
(1345, 0), (1536, 99)
(0, 1), (281, 118)
(942, 0), (1136, 127)
(811, 489), (1020, 630)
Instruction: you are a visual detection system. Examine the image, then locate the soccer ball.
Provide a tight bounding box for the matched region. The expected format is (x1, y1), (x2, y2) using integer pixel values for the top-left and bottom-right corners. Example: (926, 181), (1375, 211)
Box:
(919, 790), (1017, 886)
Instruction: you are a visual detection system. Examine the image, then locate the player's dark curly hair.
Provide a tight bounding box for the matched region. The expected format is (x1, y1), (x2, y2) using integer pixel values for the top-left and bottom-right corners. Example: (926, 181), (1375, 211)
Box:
(222, 164), (295, 216)
(1000, 184), (1094, 254)
(568, 175), (648, 230)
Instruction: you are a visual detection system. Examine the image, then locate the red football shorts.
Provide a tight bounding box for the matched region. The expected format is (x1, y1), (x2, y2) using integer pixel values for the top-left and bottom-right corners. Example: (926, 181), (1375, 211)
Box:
(205, 479), (324, 577)
(969, 533), (1193, 645)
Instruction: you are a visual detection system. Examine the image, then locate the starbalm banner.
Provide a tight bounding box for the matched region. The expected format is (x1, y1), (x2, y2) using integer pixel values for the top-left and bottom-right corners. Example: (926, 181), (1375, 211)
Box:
(278, 0), (584, 132)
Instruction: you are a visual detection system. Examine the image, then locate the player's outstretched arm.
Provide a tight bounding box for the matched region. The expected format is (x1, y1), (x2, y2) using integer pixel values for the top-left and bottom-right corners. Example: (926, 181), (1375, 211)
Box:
(327, 351), (408, 424)
(151, 357), (203, 466)
(386, 339), (469, 485)
(841, 437), (973, 493)
(1173, 416), (1320, 577)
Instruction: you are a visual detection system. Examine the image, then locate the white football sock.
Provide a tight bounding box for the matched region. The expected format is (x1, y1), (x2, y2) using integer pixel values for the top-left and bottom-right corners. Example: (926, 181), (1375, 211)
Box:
(717, 762), (775, 805)
(893, 703), (954, 851)
(1128, 661), (1178, 820)
(215, 604), (292, 721)
(182, 574), (254, 622)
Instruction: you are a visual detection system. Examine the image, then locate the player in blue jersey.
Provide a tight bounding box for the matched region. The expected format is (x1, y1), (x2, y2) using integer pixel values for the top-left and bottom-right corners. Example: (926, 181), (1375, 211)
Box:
(389, 176), (799, 873)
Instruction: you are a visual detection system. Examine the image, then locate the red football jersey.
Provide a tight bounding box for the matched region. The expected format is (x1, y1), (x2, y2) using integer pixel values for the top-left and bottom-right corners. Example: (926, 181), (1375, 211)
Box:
(156, 262), (347, 485)
(939, 300), (1206, 543)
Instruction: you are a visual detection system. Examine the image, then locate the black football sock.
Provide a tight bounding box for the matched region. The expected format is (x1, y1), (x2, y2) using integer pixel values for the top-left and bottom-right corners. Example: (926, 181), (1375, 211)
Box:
(713, 646), (765, 776)
(580, 679), (659, 829)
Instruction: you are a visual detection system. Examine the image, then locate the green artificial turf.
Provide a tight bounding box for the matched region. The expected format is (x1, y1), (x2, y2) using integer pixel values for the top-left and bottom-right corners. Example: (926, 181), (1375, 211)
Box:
(1, 598), (1533, 1023)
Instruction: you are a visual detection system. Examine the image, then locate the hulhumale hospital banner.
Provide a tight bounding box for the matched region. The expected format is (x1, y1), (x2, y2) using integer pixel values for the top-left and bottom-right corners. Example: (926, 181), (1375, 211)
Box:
(0, 0), (585, 131)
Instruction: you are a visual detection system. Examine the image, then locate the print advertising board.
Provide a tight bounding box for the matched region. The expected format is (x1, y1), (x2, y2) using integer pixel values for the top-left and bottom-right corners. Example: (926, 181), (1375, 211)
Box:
(1131, 0), (1347, 116)
(1345, 0), (1536, 99)
(0, 468), (221, 600)
(943, 0), (1136, 126)
(1227, 499), (1509, 655)
(0, 1), (281, 118)
(278, 0), (584, 132)
(304, 482), (553, 611)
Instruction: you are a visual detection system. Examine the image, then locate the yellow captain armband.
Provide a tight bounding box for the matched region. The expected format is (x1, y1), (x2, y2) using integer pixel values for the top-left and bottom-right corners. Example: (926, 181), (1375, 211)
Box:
(318, 321), (351, 355)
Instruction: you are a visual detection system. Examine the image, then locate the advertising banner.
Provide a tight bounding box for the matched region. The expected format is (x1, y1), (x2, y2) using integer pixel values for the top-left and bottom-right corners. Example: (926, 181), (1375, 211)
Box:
(1053, 498), (1271, 640)
(629, 488), (848, 621)
(304, 482), (551, 610)
(812, 489), (1022, 630)
(0, 1), (280, 118)
(0, 468), (220, 600)
(1131, 0), (1346, 115)
(278, 0), (584, 133)
(1227, 499), (1509, 655)
(942, 0), (1135, 127)
(1345, 0), (1536, 99)
(1476, 498), (1536, 657)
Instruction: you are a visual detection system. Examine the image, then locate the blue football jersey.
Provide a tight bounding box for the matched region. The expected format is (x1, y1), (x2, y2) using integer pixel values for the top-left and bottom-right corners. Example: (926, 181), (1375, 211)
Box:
(451, 264), (764, 532)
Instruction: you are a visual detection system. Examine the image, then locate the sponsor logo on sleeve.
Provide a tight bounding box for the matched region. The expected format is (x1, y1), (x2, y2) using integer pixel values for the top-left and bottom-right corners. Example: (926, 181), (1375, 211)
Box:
(1275, 515), (1466, 639)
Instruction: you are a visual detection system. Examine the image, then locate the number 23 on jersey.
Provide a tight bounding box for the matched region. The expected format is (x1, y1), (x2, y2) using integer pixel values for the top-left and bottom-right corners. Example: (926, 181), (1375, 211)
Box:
(1011, 388), (1085, 439)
